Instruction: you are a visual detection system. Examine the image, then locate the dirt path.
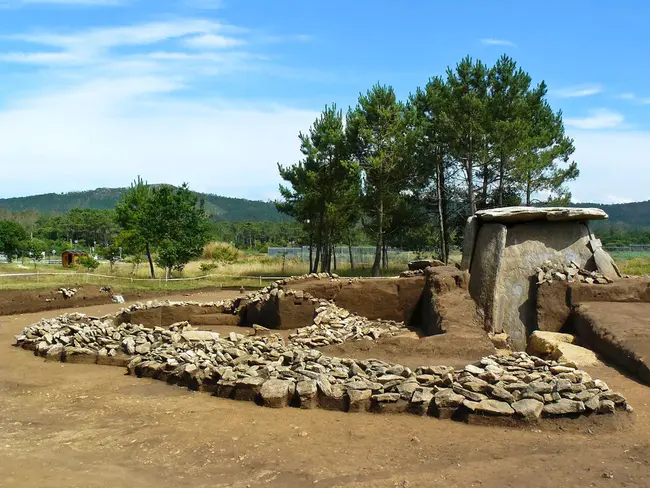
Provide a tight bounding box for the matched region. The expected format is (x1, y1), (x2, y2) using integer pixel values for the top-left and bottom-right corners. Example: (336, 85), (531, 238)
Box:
(1, 293), (649, 487)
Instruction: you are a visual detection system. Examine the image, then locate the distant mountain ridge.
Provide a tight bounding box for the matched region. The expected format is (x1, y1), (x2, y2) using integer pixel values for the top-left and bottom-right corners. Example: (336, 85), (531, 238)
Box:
(0, 187), (289, 222)
(571, 201), (650, 228)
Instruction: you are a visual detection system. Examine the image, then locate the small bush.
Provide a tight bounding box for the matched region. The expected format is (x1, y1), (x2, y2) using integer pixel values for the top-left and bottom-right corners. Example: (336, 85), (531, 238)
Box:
(199, 262), (218, 273)
(76, 255), (100, 272)
(202, 242), (241, 263)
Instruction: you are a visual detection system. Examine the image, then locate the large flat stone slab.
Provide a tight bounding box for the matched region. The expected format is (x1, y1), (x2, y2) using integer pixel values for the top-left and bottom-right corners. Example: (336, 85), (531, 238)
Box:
(475, 206), (607, 223)
(573, 302), (650, 385)
(495, 221), (594, 349)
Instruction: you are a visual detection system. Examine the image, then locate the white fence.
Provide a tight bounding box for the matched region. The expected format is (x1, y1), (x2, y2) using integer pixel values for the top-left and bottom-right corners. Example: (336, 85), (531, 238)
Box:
(0, 272), (289, 287)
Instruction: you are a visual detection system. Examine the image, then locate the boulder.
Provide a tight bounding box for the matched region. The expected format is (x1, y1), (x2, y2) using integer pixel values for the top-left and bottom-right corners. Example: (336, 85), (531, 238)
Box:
(408, 259), (444, 271)
(260, 379), (291, 408)
(296, 380), (318, 409)
(512, 399), (544, 421)
(593, 247), (620, 281)
(474, 399), (515, 416)
(543, 399), (586, 416)
(347, 389), (372, 412)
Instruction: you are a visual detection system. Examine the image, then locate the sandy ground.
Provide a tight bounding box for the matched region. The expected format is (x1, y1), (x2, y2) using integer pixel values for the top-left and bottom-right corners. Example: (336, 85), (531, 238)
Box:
(1, 291), (650, 488)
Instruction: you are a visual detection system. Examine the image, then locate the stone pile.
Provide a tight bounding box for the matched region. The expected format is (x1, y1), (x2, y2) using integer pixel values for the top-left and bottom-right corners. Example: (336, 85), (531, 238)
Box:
(399, 269), (425, 278)
(58, 287), (77, 299)
(274, 272), (340, 286)
(288, 301), (408, 348)
(536, 261), (613, 285)
(15, 311), (631, 422)
(15, 312), (191, 360)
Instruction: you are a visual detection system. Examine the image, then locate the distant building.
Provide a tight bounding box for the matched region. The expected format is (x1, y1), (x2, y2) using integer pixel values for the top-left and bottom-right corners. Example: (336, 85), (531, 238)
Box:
(61, 249), (87, 268)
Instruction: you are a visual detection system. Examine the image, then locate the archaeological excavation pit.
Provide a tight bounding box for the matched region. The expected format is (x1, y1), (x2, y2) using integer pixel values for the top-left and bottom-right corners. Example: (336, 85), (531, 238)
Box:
(14, 265), (633, 425)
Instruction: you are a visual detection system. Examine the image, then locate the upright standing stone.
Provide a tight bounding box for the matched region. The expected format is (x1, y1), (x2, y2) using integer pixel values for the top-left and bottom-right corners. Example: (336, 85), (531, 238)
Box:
(469, 223), (507, 333)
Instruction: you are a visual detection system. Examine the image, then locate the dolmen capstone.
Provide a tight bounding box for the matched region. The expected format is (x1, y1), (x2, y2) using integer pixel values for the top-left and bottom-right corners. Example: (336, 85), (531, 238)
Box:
(460, 206), (620, 350)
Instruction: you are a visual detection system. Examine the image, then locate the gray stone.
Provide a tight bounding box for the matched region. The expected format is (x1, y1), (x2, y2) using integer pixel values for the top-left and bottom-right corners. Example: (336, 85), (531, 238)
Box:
(598, 399), (616, 414)
(543, 399), (586, 416)
(512, 399), (544, 421)
(319, 384), (347, 411)
(489, 385), (515, 403)
(474, 399), (515, 416)
(497, 221), (594, 350)
(452, 385), (488, 402)
(260, 379), (290, 408)
(234, 376), (266, 402)
(45, 343), (64, 361)
(469, 223), (507, 333)
(347, 389), (372, 412)
(475, 206), (607, 223)
(593, 247), (619, 281)
(296, 380), (317, 409)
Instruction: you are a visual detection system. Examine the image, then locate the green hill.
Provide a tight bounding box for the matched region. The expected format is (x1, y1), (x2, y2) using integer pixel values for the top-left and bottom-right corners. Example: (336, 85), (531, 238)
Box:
(572, 201), (650, 228)
(0, 187), (289, 222)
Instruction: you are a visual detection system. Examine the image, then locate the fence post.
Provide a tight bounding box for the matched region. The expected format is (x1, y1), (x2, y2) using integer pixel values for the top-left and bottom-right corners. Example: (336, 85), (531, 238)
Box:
(259, 275), (262, 286)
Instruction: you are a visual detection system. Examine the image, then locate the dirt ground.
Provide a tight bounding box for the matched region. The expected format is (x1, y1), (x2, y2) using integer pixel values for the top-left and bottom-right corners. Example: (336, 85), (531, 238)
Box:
(1, 292), (650, 487)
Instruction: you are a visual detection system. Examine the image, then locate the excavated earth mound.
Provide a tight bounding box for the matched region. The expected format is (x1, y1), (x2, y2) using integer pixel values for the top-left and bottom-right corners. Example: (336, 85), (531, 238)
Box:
(573, 302), (650, 385)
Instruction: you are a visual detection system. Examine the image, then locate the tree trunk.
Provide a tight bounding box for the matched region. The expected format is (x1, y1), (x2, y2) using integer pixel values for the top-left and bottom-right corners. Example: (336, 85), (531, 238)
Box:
(526, 174), (532, 206)
(145, 242), (156, 279)
(348, 235), (354, 270)
(436, 158), (448, 264)
(332, 246), (337, 272)
(312, 244), (321, 273)
(167, 266), (173, 280)
(371, 201), (383, 277)
(308, 230), (313, 272)
(467, 156), (475, 216)
(382, 243), (388, 270)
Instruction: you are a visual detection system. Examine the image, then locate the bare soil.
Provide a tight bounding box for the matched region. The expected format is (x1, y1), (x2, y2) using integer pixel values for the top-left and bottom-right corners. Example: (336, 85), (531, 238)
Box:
(574, 302), (650, 384)
(1, 293), (650, 487)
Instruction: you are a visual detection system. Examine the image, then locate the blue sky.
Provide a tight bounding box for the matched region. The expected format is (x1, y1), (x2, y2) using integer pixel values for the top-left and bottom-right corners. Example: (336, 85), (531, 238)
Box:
(0, 0), (648, 204)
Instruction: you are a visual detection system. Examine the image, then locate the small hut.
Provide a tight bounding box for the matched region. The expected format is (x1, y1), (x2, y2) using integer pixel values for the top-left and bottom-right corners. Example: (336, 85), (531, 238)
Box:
(61, 249), (87, 268)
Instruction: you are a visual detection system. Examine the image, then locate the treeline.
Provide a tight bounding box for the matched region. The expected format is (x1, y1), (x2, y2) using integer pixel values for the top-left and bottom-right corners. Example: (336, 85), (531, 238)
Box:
(0, 193), (313, 268)
(277, 55), (579, 275)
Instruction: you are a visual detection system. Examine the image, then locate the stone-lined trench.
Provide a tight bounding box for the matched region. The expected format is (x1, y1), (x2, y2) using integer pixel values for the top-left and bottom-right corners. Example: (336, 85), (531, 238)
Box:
(13, 278), (632, 424)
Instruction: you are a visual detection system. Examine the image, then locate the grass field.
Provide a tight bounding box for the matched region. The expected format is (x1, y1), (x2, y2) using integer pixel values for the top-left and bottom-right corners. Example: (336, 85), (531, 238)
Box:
(0, 254), (413, 291)
(2, 249), (646, 292)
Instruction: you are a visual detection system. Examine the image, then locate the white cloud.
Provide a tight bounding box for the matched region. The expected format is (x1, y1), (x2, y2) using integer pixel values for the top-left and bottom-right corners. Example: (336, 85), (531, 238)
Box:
(0, 77), (318, 199)
(184, 33), (245, 49)
(553, 84), (603, 98)
(616, 92), (636, 100)
(480, 38), (516, 47)
(565, 109), (624, 130)
(568, 130), (650, 204)
(0, 18), (322, 200)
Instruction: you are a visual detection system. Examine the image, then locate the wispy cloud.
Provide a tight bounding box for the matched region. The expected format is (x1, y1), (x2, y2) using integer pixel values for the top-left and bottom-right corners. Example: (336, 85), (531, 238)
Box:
(565, 109), (624, 130)
(615, 92), (650, 105)
(184, 33), (245, 49)
(553, 84), (603, 98)
(480, 38), (516, 47)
